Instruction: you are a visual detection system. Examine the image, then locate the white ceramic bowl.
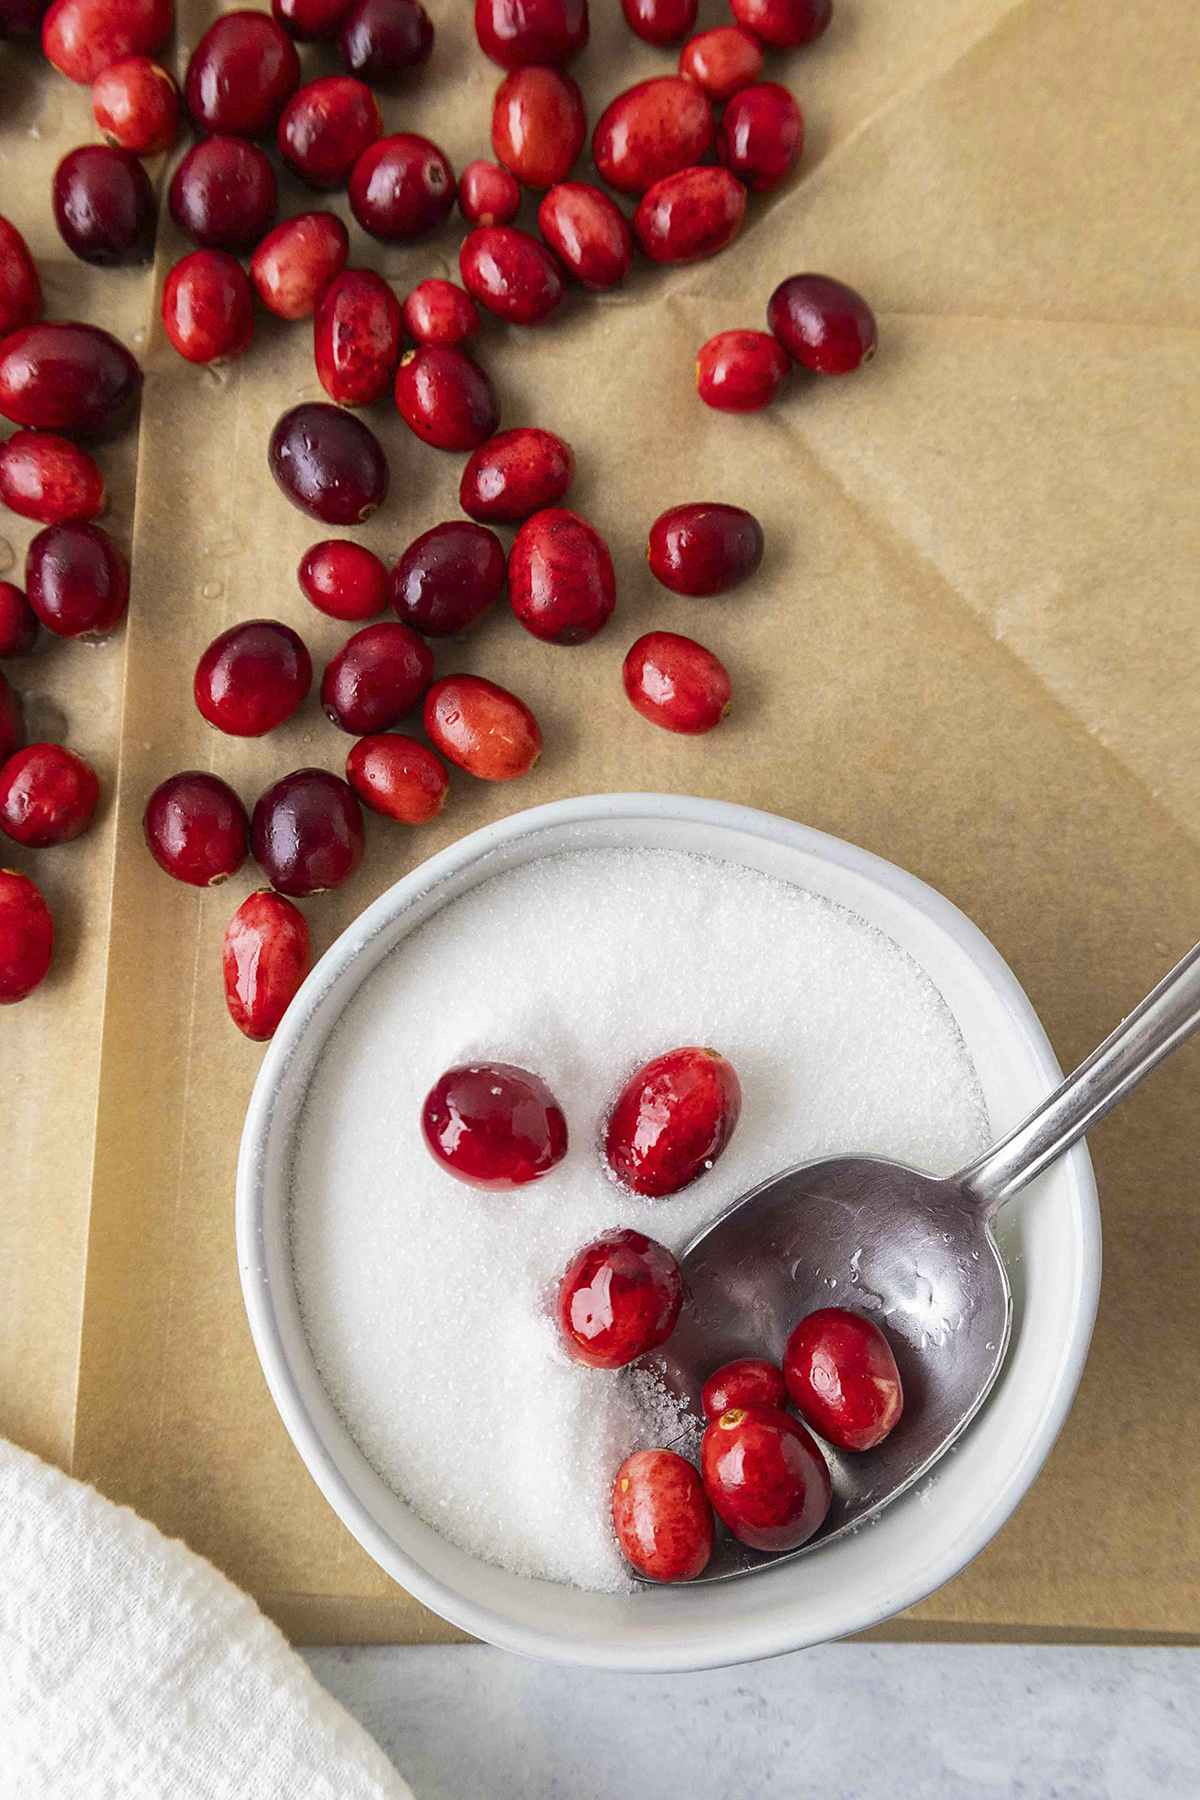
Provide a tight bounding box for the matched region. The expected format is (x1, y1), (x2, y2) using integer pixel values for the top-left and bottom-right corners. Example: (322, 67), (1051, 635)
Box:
(236, 795), (1100, 1671)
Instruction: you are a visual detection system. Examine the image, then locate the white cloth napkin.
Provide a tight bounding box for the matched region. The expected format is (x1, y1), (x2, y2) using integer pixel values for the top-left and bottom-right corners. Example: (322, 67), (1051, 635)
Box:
(0, 1439), (414, 1800)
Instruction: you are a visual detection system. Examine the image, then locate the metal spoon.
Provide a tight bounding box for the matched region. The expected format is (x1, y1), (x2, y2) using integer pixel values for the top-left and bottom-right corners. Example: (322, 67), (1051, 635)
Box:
(660, 940), (1200, 1582)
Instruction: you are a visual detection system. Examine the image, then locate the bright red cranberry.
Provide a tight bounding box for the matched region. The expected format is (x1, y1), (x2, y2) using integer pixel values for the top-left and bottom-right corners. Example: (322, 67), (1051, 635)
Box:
(0, 584), (38, 658)
(42, 0), (170, 83)
(537, 183), (632, 290)
(394, 346), (499, 452)
(169, 137), (277, 252)
(784, 1308), (904, 1451)
(717, 82), (804, 192)
(390, 521), (505, 637)
(701, 1358), (787, 1422)
(422, 1061), (567, 1189)
(25, 523), (128, 639)
(730, 0), (830, 48)
(273, 0), (350, 41)
(185, 10), (300, 137)
(509, 507), (615, 645)
(647, 502), (764, 596)
(622, 0), (695, 45)
(162, 250), (255, 365)
(314, 269), (402, 405)
(298, 539), (388, 621)
(402, 279), (479, 348)
(696, 329), (790, 412)
(251, 768), (365, 896)
(1, 670), (25, 761)
(0, 323), (141, 437)
(222, 889), (311, 1041)
(345, 732), (447, 822)
(0, 741), (99, 846)
(0, 0), (48, 37)
(492, 66), (586, 191)
(475, 0), (587, 68)
(348, 133), (455, 242)
(269, 402), (389, 524)
(279, 77), (382, 188)
(423, 674), (542, 781)
(768, 272), (877, 374)
(338, 0), (433, 81)
(91, 56), (179, 154)
(459, 427), (573, 523)
(606, 1047), (741, 1197)
(679, 26), (763, 102)
(194, 619), (312, 737)
(592, 77), (713, 197)
(321, 620), (433, 733)
(635, 166), (746, 265)
(250, 212), (348, 319)
(459, 225), (567, 327)
(623, 631), (731, 735)
(143, 771), (249, 887)
(613, 1450), (713, 1582)
(0, 217), (42, 336)
(558, 1228), (683, 1369)
(457, 160), (521, 228)
(701, 1405), (831, 1552)
(0, 868), (53, 1002)
(0, 433), (105, 525)
(52, 145), (155, 268)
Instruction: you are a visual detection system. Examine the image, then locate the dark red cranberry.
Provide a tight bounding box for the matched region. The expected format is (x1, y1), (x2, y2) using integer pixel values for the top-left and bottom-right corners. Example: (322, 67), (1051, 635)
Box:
(0, 669), (25, 761)
(0, 323), (141, 437)
(509, 507), (615, 645)
(348, 133), (455, 242)
(320, 620), (434, 733)
(143, 771), (249, 887)
(251, 767), (365, 896)
(185, 10), (300, 137)
(730, 0), (830, 48)
(279, 77), (382, 188)
(459, 225), (567, 327)
(298, 539), (388, 621)
(273, 0), (350, 41)
(194, 619), (312, 737)
(623, 631), (732, 734)
(457, 160), (521, 227)
(223, 889), (311, 1041)
(250, 212), (349, 319)
(679, 26), (763, 102)
(557, 1228), (683, 1369)
(402, 279), (479, 348)
(422, 1061), (568, 1188)
(0, 869), (53, 1003)
(345, 732), (447, 823)
(459, 427), (573, 523)
(169, 137), (277, 252)
(591, 77), (713, 197)
(314, 269), (402, 406)
(622, 0), (695, 44)
(42, 0), (170, 84)
(0, 433), (105, 525)
(701, 1405), (832, 1552)
(784, 1308), (904, 1451)
(537, 183), (632, 290)
(634, 166), (746, 265)
(269, 402), (389, 524)
(338, 0), (433, 82)
(91, 56), (179, 155)
(492, 66), (586, 191)
(0, 584), (39, 658)
(606, 1046), (741, 1197)
(475, 0), (587, 68)
(52, 145), (155, 267)
(0, 0), (48, 38)
(696, 329), (790, 412)
(767, 273), (877, 374)
(647, 502), (764, 596)
(717, 82), (804, 192)
(0, 217), (42, 336)
(702, 1358), (788, 1422)
(25, 523), (128, 639)
(0, 741), (99, 846)
(162, 250), (255, 365)
(390, 522), (505, 638)
(613, 1450), (713, 1582)
(394, 346), (499, 452)
(423, 674), (541, 780)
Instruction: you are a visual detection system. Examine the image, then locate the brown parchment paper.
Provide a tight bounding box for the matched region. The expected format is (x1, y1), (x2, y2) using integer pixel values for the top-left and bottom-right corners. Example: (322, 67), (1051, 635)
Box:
(3, 0), (1199, 1644)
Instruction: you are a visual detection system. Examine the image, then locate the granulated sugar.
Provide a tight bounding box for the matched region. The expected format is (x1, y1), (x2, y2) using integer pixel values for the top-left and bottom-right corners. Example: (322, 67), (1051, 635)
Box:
(291, 848), (989, 1594)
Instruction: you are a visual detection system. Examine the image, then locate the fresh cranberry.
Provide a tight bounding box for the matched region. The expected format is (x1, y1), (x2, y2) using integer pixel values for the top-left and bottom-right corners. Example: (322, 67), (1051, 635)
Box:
(162, 250), (255, 365)
(273, 0), (350, 41)
(394, 346), (499, 452)
(423, 674), (542, 780)
(592, 77), (713, 198)
(606, 1047), (741, 1197)
(269, 402), (389, 524)
(696, 330), (790, 412)
(143, 771), (249, 887)
(767, 272), (877, 374)
(634, 166), (746, 265)
(422, 1061), (567, 1189)
(509, 507), (615, 645)
(251, 768), (365, 896)
(1, 670), (25, 761)
(222, 889), (311, 1041)
(194, 619), (312, 737)
(390, 521), (505, 637)
(349, 133), (455, 241)
(314, 269), (402, 405)
(345, 732), (447, 823)
(474, 0), (587, 68)
(0, 869), (53, 1003)
(613, 1450), (713, 1582)
(42, 0), (170, 84)
(730, 0), (830, 48)
(185, 10), (300, 137)
(321, 620), (434, 733)
(298, 539), (388, 621)
(457, 160), (521, 228)
(459, 427), (573, 523)
(459, 226), (567, 327)
(91, 56), (179, 154)
(623, 631), (732, 734)
(0, 741), (99, 846)
(338, 0), (433, 81)
(0, 433), (105, 526)
(0, 0), (48, 37)
(169, 138), (277, 252)
(0, 584), (38, 658)
(783, 1308), (904, 1451)
(25, 523), (128, 639)
(679, 26), (763, 103)
(52, 145), (155, 268)
(279, 77), (382, 188)
(621, 0), (695, 45)
(0, 323), (141, 437)
(0, 218), (42, 336)
(250, 212), (349, 319)
(557, 1229), (683, 1369)
(647, 502), (764, 596)
(717, 82), (804, 192)
(701, 1405), (831, 1552)
(701, 1358), (787, 1422)
(492, 66), (586, 191)
(402, 279), (479, 348)
(537, 183), (632, 290)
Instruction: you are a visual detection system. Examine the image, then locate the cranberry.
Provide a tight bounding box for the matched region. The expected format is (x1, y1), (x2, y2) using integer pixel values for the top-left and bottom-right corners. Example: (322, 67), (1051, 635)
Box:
(0, 670), (25, 761)
(0, 869), (53, 1003)
(0, 322), (141, 437)
(635, 166), (746, 265)
(475, 0), (587, 68)
(422, 1061), (567, 1189)
(767, 272), (877, 375)
(314, 269), (402, 406)
(459, 226), (567, 327)
(348, 133), (455, 242)
(279, 77), (382, 189)
(169, 138), (277, 252)
(42, 0), (170, 84)
(783, 1308), (904, 1451)
(606, 1047), (741, 1198)
(647, 502), (764, 596)
(321, 620), (433, 733)
(394, 346), (499, 452)
(273, 0), (350, 41)
(194, 619), (312, 737)
(222, 889), (311, 1041)
(730, 0), (830, 48)
(0, 584), (38, 658)
(0, 742), (99, 846)
(702, 1358), (788, 1422)
(251, 768), (365, 896)
(250, 212), (349, 319)
(0, 218), (42, 336)
(459, 427), (573, 524)
(718, 82), (804, 192)
(390, 521), (505, 637)
(696, 330), (790, 412)
(402, 279), (479, 349)
(268, 402), (389, 524)
(613, 1450), (713, 1582)
(0, 433), (105, 526)
(185, 11), (300, 137)
(679, 26), (763, 103)
(92, 57), (179, 155)
(345, 732), (447, 823)
(423, 674), (541, 781)
(592, 77), (713, 198)
(457, 160), (521, 228)
(0, 0), (47, 36)
(558, 1229), (683, 1369)
(701, 1405), (831, 1552)
(143, 770), (249, 887)
(338, 0), (433, 82)
(52, 145), (155, 268)
(162, 250), (255, 365)
(621, 0), (695, 45)
(298, 539), (388, 621)
(509, 507), (615, 646)
(537, 183), (632, 290)
(25, 523), (128, 639)
(623, 631), (731, 735)
(492, 66), (586, 191)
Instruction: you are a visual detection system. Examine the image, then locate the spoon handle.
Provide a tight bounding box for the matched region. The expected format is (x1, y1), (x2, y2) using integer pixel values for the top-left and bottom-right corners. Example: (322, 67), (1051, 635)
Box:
(958, 939), (1200, 1213)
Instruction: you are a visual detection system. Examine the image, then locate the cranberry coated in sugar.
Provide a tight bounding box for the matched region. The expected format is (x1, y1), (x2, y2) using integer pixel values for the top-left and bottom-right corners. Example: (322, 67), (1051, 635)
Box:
(0, 322), (141, 436)
(634, 166), (746, 266)
(730, 0), (830, 48)
(591, 77), (713, 198)
(402, 280), (479, 348)
(767, 273), (877, 374)
(696, 330), (791, 412)
(679, 27), (763, 103)
(42, 0), (170, 84)
(143, 771), (249, 887)
(492, 65), (586, 191)
(718, 83), (804, 192)
(394, 347), (499, 452)
(422, 1061), (568, 1189)
(169, 138), (277, 252)
(605, 1046), (741, 1198)
(0, 742), (99, 847)
(273, 0), (350, 42)
(194, 620), (312, 737)
(0, 433), (105, 525)
(250, 213), (349, 319)
(0, 584), (38, 658)
(537, 183), (632, 291)
(91, 56), (179, 155)
(558, 1229), (684, 1369)
(508, 507), (615, 646)
(459, 427), (574, 524)
(459, 226), (567, 327)
(184, 10), (300, 137)
(0, 217), (42, 335)
(298, 540), (388, 621)
(251, 767), (365, 896)
(162, 251), (255, 365)
(0, 869), (53, 1003)
(0, 671), (23, 761)
(613, 1450), (713, 1582)
(345, 732), (448, 823)
(390, 521), (506, 637)
(457, 160), (521, 228)
(474, 0), (587, 69)
(314, 270), (402, 406)
(222, 889), (311, 1041)
(783, 1307), (904, 1451)
(702, 1358), (789, 1422)
(338, 0), (433, 81)
(623, 631), (732, 735)
(279, 77), (382, 188)
(701, 1405), (832, 1552)
(423, 674), (542, 781)
(647, 502), (764, 596)
(269, 402), (389, 525)
(25, 523), (128, 638)
(349, 133), (455, 242)
(321, 620), (434, 734)
(622, 0), (696, 45)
